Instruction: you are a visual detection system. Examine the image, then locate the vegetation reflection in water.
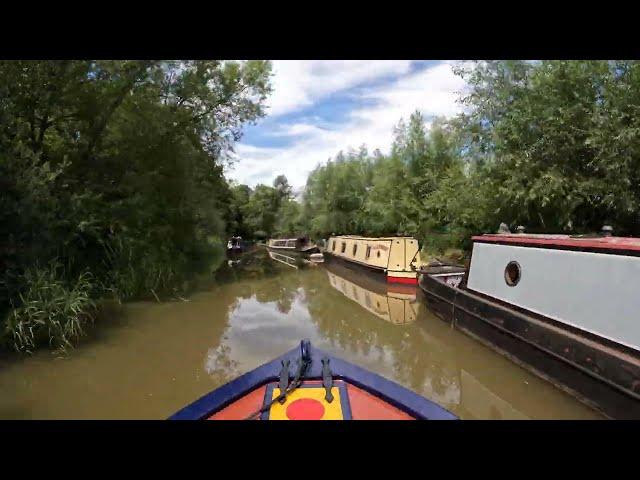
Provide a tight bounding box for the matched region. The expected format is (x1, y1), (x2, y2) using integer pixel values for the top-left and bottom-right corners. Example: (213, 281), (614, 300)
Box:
(0, 249), (601, 419)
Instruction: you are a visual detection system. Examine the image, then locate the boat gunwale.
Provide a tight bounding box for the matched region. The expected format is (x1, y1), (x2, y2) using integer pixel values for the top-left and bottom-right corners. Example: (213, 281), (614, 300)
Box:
(418, 273), (640, 418)
(421, 272), (640, 368)
(169, 342), (457, 420)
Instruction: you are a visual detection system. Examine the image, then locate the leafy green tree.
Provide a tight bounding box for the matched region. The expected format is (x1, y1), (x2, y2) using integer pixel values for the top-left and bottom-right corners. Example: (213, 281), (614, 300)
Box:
(455, 60), (640, 234)
(0, 60), (272, 350)
(242, 184), (280, 237)
(273, 174), (292, 204)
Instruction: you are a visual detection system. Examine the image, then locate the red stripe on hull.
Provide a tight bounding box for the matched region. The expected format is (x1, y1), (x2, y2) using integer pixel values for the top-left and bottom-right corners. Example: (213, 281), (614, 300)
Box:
(387, 276), (418, 285)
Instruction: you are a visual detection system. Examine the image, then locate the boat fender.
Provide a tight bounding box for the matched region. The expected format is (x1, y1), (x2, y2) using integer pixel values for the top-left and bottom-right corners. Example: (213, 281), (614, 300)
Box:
(278, 360), (290, 404)
(245, 344), (312, 419)
(321, 358), (334, 403)
(300, 339), (311, 363)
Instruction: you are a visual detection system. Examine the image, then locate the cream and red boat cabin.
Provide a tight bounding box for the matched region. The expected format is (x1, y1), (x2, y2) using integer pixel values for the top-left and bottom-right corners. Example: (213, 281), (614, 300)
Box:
(325, 235), (421, 284)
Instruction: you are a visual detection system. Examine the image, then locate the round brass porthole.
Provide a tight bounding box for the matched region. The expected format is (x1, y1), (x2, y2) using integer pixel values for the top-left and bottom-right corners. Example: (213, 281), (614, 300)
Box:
(504, 261), (521, 287)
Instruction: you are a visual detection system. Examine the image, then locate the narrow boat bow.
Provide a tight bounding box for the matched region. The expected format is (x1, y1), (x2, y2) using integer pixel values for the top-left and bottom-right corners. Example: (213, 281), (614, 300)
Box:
(170, 340), (457, 420)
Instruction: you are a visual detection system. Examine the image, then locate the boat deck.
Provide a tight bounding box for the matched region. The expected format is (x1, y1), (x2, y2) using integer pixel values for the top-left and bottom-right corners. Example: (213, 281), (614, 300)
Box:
(209, 380), (413, 420)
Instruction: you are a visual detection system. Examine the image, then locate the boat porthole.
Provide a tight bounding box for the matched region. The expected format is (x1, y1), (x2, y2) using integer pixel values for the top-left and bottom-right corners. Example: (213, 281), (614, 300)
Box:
(332, 241), (336, 251)
(366, 245), (371, 259)
(353, 244), (357, 256)
(504, 261), (521, 287)
(341, 242), (346, 253)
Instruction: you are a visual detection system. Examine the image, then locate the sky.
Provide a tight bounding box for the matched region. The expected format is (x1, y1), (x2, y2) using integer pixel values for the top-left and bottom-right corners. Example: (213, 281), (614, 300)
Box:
(225, 60), (469, 191)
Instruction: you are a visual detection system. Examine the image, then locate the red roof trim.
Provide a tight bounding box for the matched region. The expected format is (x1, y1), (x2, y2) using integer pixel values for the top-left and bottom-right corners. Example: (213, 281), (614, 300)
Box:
(472, 235), (640, 253)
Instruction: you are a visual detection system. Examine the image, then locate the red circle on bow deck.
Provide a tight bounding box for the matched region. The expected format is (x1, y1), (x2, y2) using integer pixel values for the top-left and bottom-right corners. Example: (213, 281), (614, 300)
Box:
(286, 398), (325, 420)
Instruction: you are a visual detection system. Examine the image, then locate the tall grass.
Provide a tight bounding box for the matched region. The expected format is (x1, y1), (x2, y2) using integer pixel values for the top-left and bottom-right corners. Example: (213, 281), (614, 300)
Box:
(3, 262), (95, 353)
(101, 235), (226, 302)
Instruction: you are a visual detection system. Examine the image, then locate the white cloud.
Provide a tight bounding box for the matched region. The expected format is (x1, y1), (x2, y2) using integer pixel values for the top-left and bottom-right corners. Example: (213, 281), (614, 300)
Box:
(267, 123), (330, 138)
(228, 61), (470, 189)
(267, 60), (413, 116)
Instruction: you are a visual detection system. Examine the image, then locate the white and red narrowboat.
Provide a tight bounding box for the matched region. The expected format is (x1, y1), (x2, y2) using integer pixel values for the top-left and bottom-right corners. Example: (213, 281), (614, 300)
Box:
(170, 340), (457, 420)
(418, 229), (640, 419)
(324, 235), (421, 285)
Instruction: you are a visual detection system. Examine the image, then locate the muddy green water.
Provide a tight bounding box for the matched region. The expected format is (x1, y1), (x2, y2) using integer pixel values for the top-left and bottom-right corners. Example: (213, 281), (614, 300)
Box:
(0, 249), (601, 419)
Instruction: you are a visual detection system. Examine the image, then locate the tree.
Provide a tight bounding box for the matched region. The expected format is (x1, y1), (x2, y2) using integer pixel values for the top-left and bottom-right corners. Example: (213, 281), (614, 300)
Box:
(455, 60), (640, 234)
(0, 60), (273, 351)
(242, 184), (280, 237)
(273, 174), (292, 204)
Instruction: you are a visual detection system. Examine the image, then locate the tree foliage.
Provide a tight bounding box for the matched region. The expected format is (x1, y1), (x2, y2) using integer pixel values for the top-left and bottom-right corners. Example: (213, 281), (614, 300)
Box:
(5, 59), (640, 351)
(298, 60), (640, 253)
(1, 60), (272, 350)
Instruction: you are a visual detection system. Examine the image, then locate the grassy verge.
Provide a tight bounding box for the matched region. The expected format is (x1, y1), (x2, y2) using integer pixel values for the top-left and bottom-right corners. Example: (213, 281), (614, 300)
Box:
(2, 261), (96, 353)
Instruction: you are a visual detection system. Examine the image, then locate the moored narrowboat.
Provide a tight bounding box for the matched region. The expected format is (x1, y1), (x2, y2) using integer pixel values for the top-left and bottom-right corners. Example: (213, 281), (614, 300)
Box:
(227, 236), (244, 253)
(324, 235), (421, 285)
(170, 340), (457, 420)
(267, 236), (320, 254)
(418, 229), (640, 419)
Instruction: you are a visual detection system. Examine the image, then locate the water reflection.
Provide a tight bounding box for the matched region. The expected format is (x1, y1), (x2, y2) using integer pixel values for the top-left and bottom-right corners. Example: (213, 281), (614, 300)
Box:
(0, 248), (600, 419)
(324, 262), (420, 325)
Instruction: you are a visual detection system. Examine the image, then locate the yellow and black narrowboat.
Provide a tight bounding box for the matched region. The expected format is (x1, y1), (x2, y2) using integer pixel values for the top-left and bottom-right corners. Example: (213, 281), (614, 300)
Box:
(324, 235), (421, 285)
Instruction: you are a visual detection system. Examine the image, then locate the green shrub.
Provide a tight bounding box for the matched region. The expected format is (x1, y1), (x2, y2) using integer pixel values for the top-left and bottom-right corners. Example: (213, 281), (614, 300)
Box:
(3, 262), (95, 353)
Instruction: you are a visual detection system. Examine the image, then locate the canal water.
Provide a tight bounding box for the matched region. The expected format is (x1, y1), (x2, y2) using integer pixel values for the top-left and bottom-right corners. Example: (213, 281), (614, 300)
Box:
(0, 248), (602, 419)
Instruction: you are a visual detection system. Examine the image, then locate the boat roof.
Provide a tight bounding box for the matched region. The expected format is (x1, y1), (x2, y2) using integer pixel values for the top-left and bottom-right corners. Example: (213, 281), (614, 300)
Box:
(473, 233), (640, 253)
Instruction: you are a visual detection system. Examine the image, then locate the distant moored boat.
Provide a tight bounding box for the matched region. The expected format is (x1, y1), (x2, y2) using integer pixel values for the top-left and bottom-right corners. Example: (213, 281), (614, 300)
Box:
(324, 235), (422, 285)
(267, 236), (319, 254)
(227, 236), (244, 253)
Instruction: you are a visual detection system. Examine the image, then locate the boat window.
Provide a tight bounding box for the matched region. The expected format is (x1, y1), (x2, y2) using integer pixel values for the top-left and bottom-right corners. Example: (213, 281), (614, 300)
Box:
(504, 261), (521, 287)
(341, 242), (346, 253)
(377, 251), (381, 258)
(366, 245), (371, 259)
(332, 241), (336, 251)
(352, 244), (358, 256)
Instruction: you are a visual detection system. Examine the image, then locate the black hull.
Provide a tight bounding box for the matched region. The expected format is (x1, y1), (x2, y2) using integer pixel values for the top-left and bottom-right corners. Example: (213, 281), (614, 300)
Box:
(267, 246), (320, 255)
(324, 257), (421, 299)
(323, 251), (387, 281)
(419, 274), (640, 419)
